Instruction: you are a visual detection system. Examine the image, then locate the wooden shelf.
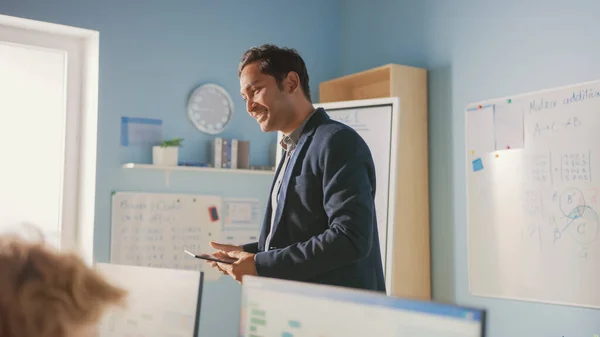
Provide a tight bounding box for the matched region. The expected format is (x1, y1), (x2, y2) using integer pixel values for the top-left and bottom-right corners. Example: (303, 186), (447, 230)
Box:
(122, 163), (275, 177)
(319, 63), (424, 103)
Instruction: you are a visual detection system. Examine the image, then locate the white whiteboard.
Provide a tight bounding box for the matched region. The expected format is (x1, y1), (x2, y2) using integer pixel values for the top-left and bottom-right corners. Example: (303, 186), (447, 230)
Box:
(110, 192), (261, 281)
(95, 263), (202, 337)
(466, 79), (600, 308)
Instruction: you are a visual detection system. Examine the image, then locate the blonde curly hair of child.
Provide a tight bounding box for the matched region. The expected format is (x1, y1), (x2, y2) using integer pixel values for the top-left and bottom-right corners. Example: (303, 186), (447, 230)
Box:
(0, 233), (127, 337)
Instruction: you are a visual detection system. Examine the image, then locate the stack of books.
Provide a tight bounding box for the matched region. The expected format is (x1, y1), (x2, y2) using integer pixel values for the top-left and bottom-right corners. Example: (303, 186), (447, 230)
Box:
(209, 138), (250, 169)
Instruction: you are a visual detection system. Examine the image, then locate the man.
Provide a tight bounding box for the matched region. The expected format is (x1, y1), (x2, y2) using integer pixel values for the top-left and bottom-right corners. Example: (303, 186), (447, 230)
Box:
(208, 44), (385, 292)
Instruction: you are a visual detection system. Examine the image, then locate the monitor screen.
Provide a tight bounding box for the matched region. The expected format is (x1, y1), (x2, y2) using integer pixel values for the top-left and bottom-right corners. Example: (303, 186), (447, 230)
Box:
(240, 276), (485, 337)
(95, 263), (204, 337)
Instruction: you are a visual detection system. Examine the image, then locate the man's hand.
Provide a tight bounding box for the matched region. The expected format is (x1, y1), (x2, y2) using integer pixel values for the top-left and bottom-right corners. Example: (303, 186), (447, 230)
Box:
(209, 241), (242, 252)
(216, 250), (258, 284)
(206, 242), (243, 274)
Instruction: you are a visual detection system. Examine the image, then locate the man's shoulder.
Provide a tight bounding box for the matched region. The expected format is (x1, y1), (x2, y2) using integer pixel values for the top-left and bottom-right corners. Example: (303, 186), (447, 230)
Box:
(312, 117), (367, 149)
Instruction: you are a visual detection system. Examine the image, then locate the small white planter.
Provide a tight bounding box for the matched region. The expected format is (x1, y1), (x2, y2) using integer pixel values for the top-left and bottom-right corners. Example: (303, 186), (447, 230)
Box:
(152, 146), (179, 166)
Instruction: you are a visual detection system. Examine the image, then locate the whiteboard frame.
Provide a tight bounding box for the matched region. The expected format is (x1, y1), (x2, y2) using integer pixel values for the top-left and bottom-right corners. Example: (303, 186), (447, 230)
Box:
(464, 78), (600, 308)
(277, 97), (400, 295)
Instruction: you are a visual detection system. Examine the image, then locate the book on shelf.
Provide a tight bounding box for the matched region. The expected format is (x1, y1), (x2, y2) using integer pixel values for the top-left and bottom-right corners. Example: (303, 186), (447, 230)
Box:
(210, 137), (250, 169)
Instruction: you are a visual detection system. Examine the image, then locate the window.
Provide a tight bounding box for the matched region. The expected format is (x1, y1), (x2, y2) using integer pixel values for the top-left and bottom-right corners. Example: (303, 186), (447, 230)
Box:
(0, 15), (99, 264)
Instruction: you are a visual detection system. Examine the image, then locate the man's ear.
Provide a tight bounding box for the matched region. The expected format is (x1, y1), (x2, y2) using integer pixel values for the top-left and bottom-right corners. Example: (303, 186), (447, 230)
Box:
(284, 71), (300, 94)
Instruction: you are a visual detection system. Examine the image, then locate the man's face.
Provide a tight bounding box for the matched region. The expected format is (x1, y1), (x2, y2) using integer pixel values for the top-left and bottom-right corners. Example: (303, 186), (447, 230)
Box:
(239, 62), (291, 132)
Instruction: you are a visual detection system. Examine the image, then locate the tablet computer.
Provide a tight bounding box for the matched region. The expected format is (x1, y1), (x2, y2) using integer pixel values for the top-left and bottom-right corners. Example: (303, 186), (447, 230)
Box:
(184, 249), (237, 264)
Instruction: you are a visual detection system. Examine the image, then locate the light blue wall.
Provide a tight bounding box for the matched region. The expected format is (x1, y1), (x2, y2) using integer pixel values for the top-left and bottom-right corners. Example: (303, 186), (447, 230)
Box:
(342, 1), (600, 336)
(0, 1), (340, 336)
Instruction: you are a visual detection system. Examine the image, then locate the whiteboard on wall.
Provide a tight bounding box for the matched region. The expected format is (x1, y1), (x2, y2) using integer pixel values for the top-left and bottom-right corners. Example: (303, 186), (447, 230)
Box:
(466, 79), (600, 309)
(95, 263), (203, 337)
(276, 100), (397, 282)
(110, 192), (261, 281)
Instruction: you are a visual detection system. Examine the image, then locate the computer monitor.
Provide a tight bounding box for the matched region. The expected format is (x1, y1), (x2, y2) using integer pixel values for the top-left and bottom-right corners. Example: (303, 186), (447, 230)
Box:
(95, 263), (204, 337)
(240, 276), (485, 337)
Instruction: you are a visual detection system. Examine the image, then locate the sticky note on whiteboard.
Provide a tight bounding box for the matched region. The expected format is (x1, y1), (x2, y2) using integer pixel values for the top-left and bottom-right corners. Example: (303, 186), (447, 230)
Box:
(472, 158), (484, 172)
(493, 101), (524, 151)
(466, 105), (495, 156)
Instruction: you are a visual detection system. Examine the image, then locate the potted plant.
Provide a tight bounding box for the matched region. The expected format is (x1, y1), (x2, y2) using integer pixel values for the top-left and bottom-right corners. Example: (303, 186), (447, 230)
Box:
(153, 137), (183, 166)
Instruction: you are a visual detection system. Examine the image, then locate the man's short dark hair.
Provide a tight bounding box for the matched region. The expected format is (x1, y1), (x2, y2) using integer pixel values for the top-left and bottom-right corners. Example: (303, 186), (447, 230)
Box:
(238, 44), (311, 102)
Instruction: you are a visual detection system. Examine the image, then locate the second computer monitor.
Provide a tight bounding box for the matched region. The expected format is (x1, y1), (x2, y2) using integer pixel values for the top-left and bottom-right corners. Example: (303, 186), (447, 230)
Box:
(240, 276), (485, 337)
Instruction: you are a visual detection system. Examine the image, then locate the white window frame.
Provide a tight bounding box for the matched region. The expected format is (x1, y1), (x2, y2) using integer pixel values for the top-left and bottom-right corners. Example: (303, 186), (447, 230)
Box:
(0, 14), (99, 265)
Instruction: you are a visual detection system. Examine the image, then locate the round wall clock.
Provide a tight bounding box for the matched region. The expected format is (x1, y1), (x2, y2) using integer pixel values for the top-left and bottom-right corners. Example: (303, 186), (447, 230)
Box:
(187, 83), (234, 135)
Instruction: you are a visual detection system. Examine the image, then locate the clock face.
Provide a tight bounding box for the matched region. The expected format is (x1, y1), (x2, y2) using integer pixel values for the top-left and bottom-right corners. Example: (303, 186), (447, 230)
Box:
(187, 83), (234, 135)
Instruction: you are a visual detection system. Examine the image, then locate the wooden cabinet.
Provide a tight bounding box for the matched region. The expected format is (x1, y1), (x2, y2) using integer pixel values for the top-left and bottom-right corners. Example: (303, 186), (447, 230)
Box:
(318, 64), (430, 300)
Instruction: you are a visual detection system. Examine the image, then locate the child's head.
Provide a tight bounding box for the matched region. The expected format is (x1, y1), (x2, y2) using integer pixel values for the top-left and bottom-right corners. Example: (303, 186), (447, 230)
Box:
(0, 234), (126, 337)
